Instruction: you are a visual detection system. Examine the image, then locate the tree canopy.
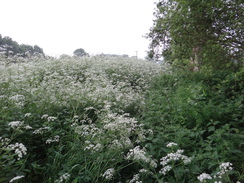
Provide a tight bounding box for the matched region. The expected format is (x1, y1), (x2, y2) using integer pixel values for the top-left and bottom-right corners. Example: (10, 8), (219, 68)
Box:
(73, 48), (89, 57)
(0, 34), (45, 57)
(147, 0), (244, 70)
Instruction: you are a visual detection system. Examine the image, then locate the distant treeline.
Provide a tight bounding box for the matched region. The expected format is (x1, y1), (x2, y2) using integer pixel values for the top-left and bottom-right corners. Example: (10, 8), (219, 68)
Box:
(0, 34), (45, 58)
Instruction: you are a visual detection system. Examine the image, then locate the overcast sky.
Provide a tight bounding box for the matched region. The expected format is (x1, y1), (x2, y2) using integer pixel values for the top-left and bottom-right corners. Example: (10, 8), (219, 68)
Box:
(0, 0), (156, 58)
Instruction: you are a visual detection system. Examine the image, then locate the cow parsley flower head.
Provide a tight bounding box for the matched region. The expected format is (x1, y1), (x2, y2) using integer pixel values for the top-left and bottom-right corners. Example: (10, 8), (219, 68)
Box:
(214, 162), (233, 179)
(159, 165), (172, 175)
(46, 135), (60, 144)
(24, 113), (31, 117)
(0, 137), (11, 147)
(47, 116), (57, 122)
(166, 142), (178, 147)
(55, 173), (70, 183)
(126, 146), (157, 168)
(7, 143), (27, 160)
(128, 174), (142, 183)
(102, 168), (115, 180)
(8, 121), (24, 129)
(197, 173), (212, 182)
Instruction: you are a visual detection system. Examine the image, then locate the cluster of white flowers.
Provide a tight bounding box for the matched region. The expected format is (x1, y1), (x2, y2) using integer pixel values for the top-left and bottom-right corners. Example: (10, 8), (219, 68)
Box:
(8, 121), (33, 130)
(0, 94), (6, 99)
(47, 116), (57, 122)
(24, 113), (31, 117)
(0, 136), (11, 146)
(213, 162), (233, 179)
(126, 146), (157, 168)
(159, 146), (192, 175)
(103, 112), (139, 136)
(55, 173), (70, 183)
(160, 149), (192, 166)
(24, 125), (33, 129)
(33, 126), (50, 134)
(127, 174), (142, 183)
(1, 56), (165, 181)
(198, 162), (235, 183)
(219, 162), (233, 173)
(84, 140), (102, 151)
(9, 94), (25, 107)
(8, 121), (24, 128)
(46, 135), (60, 144)
(9, 175), (25, 182)
(159, 165), (172, 175)
(102, 168), (115, 180)
(75, 124), (101, 137)
(197, 173), (212, 182)
(1, 56), (163, 117)
(7, 142), (27, 160)
(166, 142), (178, 147)
(110, 137), (132, 149)
(139, 169), (149, 174)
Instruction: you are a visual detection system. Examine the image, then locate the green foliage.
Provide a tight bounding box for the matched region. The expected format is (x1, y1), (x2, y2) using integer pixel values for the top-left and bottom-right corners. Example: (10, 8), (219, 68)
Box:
(1, 54), (243, 182)
(141, 68), (244, 182)
(73, 48), (89, 57)
(147, 0), (244, 70)
(0, 34), (44, 58)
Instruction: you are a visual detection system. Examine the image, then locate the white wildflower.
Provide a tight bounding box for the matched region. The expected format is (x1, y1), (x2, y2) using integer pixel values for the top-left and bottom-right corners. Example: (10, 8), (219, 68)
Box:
(9, 175), (25, 182)
(41, 114), (49, 119)
(9, 94), (25, 101)
(166, 142), (178, 147)
(33, 126), (50, 134)
(159, 165), (172, 175)
(46, 135), (60, 144)
(126, 146), (157, 168)
(215, 162), (233, 179)
(47, 116), (57, 122)
(160, 149), (191, 166)
(128, 174), (142, 183)
(8, 121), (24, 129)
(0, 137), (11, 147)
(197, 173), (212, 182)
(55, 173), (70, 183)
(7, 143), (27, 160)
(24, 113), (31, 117)
(219, 162), (233, 172)
(102, 168), (115, 180)
(139, 169), (149, 174)
(159, 148), (192, 175)
(24, 125), (33, 129)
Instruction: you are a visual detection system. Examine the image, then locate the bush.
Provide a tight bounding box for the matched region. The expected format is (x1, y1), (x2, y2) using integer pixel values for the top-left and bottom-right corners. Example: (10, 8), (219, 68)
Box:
(141, 69), (244, 182)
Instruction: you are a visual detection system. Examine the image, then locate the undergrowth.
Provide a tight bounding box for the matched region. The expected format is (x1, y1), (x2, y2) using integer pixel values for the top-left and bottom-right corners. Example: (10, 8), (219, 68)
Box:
(0, 55), (243, 182)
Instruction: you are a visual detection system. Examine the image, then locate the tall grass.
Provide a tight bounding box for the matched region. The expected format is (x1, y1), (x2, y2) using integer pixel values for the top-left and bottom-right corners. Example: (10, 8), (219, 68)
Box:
(0, 55), (243, 182)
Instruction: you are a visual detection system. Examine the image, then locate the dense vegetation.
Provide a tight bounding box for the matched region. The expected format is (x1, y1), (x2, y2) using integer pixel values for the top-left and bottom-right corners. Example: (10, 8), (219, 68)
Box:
(147, 0), (243, 70)
(0, 55), (243, 182)
(0, 34), (44, 58)
(0, 1), (243, 182)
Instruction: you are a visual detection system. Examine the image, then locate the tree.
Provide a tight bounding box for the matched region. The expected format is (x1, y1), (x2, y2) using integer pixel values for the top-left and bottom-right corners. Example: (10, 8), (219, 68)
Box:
(73, 48), (89, 57)
(147, 0), (244, 70)
(0, 34), (45, 58)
